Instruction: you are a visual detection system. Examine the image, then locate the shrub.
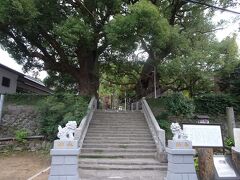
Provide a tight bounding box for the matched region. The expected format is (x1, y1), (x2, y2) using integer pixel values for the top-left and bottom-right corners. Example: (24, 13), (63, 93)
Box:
(194, 94), (239, 115)
(38, 94), (89, 140)
(225, 137), (235, 149)
(15, 129), (28, 143)
(156, 113), (172, 140)
(148, 93), (195, 117)
(163, 93), (195, 116)
(5, 94), (47, 106)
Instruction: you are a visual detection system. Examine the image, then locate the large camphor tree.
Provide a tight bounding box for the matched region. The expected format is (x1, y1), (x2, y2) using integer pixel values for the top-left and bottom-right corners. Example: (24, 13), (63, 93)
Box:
(0, 0), (238, 96)
(0, 0), (123, 95)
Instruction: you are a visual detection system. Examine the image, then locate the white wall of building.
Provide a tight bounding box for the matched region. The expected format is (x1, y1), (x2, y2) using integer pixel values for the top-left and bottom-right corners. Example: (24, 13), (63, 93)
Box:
(0, 67), (18, 94)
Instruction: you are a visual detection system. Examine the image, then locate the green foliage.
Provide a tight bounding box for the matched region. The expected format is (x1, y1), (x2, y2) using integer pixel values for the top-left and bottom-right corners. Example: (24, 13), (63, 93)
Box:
(156, 113), (172, 140)
(54, 16), (94, 47)
(5, 94), (47, 106)
(225, 137), (235, 149)
(148, 93), (195, 116)
(194, 94), (239, 115)
(194, 158), (199, 172)
(164, 93), (195, 116)
(43, 71), (78, 93)
(38, 94), (89, 140)
(218, 63), (240, 96)
(106, 0), (171, 54)
(15, 129), (28, 143)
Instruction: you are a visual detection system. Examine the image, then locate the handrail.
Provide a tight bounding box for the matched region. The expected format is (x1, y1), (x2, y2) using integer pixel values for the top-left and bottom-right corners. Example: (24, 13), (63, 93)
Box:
(141, 97), (165, 153)
(74, 96), (97, 149)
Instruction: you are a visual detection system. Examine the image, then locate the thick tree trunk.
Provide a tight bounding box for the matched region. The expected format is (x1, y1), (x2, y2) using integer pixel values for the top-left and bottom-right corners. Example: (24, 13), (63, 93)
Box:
(76, 49), (99, 96)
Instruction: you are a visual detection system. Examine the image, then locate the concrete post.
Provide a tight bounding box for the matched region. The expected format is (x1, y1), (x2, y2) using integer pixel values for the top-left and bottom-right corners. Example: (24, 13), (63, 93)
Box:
(165, 140), (198, 180)
(0, 94), (5, 124)
(48, 140), (80, 180)
(136, 102), (139, 111)
(226, 107), (236, 139)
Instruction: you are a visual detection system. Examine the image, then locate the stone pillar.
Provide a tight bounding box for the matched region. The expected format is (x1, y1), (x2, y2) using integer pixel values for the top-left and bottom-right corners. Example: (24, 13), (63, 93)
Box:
(0, 94), (5, 123)
(165, 140), (198, 180)
(226, 107), (236, 139)
(136, 102), (139, 111)
(232, 128), (240, 172)
(48, 140), (80, 180)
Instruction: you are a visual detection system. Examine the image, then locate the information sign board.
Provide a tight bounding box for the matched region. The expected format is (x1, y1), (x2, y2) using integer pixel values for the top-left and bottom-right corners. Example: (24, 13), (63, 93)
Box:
(183, 124), (223, 147)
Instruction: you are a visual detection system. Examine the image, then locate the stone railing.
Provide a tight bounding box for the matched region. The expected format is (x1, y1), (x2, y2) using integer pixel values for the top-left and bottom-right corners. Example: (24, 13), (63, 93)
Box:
(131, 101), (142, 111)
(141, 97), (166, 160)
(74, 96), (97, 149)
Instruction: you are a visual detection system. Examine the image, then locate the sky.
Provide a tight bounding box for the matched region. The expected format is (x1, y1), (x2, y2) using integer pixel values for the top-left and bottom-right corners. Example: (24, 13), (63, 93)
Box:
(0, 6), (239, 81)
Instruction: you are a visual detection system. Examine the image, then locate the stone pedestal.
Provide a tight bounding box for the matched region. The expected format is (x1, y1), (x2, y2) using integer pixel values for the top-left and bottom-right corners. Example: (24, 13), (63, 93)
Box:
(48, 140), (80, 180)
(165, 140), (198, 180)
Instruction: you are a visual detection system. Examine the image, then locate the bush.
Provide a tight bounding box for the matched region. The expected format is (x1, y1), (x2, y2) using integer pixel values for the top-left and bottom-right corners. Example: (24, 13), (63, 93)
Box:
(5, 94), (47, 106)
(225, 137), (235, 149)
(156, 113), (172, 140)
(38, 94), (89, 140)
(163, 93), (195, 116)
(15, 129), (28, 143)
(194, 94), (239, 115)
(148, 93), (195, 116)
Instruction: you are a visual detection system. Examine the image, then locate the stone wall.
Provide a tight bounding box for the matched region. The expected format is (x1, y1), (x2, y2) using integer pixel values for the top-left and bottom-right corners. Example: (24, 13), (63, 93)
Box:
(0, 139), (52, 152)
(0, 105), (41, 138)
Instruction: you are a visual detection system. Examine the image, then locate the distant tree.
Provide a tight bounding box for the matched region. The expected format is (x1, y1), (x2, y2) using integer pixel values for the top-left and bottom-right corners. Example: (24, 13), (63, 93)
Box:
(106, 0), (239, 97)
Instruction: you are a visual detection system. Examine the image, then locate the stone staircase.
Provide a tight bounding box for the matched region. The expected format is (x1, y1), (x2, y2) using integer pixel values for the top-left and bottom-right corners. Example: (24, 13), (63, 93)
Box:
(79, 110), (167, 180)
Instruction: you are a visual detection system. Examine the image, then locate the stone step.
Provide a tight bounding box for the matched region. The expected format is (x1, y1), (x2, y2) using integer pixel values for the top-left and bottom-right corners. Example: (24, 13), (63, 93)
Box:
(81, 148), (156, 153)
(93, 113), (144, 116)
(90, 124), (147, 126)
(93, 116), (145, 119)
(91, 120), (146, 123)
(84, 139), (155, 144)
(79, 152), (156, 159)
(87, 128), (149, 132)
(85, 134), (152, 138)
(78, 164), (166, 170)
(82, 143), (157, 149)
(86, 132), (151, 136)
(86, 131), (151, 135)
(89, 125), (148, 128)
(92, 124), (146, 126)
(92, 117), (145, 120)
(79, 158), (162, 166)
(78, 169), (167, 180)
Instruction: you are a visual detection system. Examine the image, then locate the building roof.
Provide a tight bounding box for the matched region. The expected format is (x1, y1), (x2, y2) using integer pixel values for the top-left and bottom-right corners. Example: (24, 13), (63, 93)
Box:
(0, 63), (52, 94)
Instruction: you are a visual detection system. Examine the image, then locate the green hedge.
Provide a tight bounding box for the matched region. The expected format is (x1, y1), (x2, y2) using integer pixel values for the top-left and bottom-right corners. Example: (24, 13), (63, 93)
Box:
(38, 94), (90, 140)
(148, 93), (195, 116)
(194, 94), (239, 115)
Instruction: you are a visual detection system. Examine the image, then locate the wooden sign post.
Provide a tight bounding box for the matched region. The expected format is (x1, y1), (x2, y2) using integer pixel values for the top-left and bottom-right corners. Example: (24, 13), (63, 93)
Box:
(198, 148), (214, 180)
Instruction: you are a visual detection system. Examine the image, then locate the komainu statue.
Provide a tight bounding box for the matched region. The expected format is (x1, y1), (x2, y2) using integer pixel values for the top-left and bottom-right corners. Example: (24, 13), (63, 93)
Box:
(57, 121), (77, 140)
(170, 123), (188, 140)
